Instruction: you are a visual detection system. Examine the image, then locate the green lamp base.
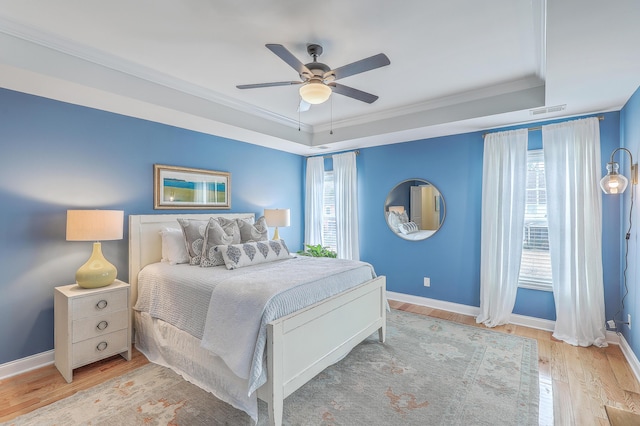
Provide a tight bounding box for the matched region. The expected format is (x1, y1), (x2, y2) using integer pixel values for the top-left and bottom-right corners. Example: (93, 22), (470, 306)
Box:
(75, 242), (117, 289)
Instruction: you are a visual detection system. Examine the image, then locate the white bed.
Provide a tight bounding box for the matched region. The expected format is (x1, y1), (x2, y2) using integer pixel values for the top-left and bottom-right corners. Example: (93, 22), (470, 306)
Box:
(128, 213), (387, 425)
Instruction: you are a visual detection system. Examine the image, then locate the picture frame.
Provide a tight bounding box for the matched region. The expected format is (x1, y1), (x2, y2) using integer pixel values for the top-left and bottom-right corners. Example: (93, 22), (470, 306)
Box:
(154, 164), (231, 209)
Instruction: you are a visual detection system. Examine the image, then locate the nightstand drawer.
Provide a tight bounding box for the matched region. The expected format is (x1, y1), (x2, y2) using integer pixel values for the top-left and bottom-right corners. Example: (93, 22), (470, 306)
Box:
(72, 310), (128, 343)
(72, 329), (129, 368)
(72, 289), (127, 319)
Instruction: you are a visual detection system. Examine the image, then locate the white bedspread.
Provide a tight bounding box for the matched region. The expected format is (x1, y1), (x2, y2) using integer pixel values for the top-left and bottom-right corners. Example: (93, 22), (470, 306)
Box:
(135, 256), (376, 396)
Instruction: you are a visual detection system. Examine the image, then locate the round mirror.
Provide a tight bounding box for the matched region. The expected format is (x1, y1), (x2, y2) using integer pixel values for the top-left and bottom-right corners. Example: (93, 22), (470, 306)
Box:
(384, 179), (446, 240)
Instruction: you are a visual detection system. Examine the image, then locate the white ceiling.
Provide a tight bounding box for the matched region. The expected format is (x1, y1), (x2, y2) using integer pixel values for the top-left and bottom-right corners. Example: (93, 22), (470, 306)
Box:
(0, 0), (639, 155)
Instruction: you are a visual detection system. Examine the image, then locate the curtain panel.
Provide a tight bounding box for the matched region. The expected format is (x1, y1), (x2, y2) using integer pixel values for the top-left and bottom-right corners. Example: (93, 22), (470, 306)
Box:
(477, 129), (528, 327)
(304, 156), (325, 247)
(333, 152), (360, 260)
(543, 117), (607, 347)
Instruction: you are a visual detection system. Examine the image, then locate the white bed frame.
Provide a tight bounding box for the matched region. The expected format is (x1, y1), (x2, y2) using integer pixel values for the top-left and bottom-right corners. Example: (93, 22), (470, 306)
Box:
(129, 213), (386, 426)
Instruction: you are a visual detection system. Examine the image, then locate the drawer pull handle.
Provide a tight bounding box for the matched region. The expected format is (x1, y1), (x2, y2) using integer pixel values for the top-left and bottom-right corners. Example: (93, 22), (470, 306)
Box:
(96, 300), (108, 309)
(96, 320), (109, 331)
(96, 341), (108, 351)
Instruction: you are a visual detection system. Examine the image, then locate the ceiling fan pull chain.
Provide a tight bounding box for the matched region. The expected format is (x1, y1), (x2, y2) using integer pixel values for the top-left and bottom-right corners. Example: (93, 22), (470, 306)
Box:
(330, 96), (334, 135)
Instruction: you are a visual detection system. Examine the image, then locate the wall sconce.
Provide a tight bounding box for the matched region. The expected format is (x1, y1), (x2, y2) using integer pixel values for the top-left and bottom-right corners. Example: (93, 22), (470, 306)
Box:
(600, 148), (638, 194)
(66, 210), (124, 288)
(264, 208), (291, 240)
(600, 148), (637, 331)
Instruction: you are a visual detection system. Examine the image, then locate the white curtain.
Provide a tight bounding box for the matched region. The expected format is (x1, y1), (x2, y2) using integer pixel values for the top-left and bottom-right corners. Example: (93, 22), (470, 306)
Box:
(333, 152), (360, 260)
(304, 156), (325, 247)
(543, 117), (607, 347)
(477, 129), (528, 327)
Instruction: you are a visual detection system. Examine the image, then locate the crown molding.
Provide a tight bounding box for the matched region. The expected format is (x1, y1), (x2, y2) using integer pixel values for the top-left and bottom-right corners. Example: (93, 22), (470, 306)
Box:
(0, 16), (312, 133)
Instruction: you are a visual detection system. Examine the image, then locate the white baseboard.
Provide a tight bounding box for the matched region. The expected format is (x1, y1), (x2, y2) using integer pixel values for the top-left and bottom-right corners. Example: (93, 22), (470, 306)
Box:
(386, 291), (640, 383)
(0, 350), (54, 380)
(386, 291), (555, 331)
(618, 333), (640, 385)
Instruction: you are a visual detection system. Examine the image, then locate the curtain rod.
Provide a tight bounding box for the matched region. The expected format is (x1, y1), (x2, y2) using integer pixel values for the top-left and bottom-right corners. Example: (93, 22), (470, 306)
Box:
(311, 149), (360, 159)
(483, 115), (604, 138)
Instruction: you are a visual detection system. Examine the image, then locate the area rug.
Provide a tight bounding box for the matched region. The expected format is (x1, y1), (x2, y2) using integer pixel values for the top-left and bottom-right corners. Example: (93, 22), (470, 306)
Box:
(4, 310), (539, 425)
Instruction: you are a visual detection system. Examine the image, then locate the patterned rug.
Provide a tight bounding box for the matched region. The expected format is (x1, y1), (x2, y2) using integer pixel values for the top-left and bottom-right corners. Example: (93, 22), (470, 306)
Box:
(5, 310), (539, 425)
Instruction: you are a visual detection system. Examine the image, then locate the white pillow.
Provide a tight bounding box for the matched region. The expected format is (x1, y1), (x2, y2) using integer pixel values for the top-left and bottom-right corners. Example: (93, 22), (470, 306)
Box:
(398, 221), (420, 235)
(218, 239), (291, 270)
(159, 227), (189, 265)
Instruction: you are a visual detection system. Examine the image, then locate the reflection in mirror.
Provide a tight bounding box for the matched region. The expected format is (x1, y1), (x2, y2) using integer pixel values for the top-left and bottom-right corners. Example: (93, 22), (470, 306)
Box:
(384, 179), (445, 240)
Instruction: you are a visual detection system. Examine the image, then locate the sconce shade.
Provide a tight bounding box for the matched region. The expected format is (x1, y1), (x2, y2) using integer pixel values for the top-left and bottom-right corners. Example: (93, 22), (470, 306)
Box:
(299, 81), (332, 105)
(388, 205), (405, 214)
(66, 210), (123, 288)
(600, 162), (628, 194)
(264, 208), (290, 240)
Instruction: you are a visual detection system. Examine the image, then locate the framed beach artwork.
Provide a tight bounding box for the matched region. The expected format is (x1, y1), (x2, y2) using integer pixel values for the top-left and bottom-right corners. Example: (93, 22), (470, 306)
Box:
(154, 164), (231, 209)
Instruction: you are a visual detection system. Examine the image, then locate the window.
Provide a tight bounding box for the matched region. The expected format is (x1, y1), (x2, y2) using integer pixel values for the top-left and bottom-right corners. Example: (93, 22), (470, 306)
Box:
(518, 149), (552, 290)
(322, 171), (337, 252)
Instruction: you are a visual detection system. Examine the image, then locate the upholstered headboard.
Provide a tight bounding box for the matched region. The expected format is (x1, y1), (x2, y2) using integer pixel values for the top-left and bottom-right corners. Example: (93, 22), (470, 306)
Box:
(128, 213), (255, 305)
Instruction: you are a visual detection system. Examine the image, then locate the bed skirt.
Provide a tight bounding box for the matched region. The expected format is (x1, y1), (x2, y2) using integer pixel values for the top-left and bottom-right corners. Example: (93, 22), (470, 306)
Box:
(134, 311), (260, 422)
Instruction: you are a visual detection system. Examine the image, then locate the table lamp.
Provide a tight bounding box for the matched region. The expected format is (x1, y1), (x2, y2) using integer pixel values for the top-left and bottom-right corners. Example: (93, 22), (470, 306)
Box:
(264, 208), (290, 240)
(66, 209), (124, 288)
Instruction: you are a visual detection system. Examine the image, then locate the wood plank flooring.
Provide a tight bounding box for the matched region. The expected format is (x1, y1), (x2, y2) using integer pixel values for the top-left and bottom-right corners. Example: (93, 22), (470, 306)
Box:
(1, 302), (639, 425)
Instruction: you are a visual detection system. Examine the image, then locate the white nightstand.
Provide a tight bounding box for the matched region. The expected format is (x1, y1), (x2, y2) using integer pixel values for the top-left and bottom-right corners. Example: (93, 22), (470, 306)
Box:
(54, 280), (131, 383)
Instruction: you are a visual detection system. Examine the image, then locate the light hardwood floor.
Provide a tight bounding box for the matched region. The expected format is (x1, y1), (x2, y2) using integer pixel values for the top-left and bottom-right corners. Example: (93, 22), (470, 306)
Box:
(1, 302), (639, 425)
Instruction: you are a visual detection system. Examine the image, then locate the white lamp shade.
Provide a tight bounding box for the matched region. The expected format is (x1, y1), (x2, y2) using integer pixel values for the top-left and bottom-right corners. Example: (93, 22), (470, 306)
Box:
(299, 81), (332, 105)
(66, 210), (124, 241)
(264, 208), (291, 227)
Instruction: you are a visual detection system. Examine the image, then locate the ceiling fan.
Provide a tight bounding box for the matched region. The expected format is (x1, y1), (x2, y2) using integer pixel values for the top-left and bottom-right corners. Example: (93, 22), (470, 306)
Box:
(237, 43), (390, 109)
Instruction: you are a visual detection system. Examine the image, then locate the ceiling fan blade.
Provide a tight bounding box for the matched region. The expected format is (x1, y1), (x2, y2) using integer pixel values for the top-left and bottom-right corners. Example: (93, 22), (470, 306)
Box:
(329, 83), (379, 104)
(329, 53), (390, 80)
(236, 81), (302, 89)
(298, 99), (311, 112)
(266, 44), (312, 77)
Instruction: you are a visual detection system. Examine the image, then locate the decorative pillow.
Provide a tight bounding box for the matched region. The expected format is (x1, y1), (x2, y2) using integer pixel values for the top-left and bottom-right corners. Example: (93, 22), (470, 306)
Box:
(177, 219), (209, 265)
(218, 239), (291, 270)
(398, 221), (420, 234)
(237, 216), (268, 243)
(201, 218), (238, 267)
(159, 227), (189, 265)
(398, 211), (410, 223)
(217, 217), (241, 244)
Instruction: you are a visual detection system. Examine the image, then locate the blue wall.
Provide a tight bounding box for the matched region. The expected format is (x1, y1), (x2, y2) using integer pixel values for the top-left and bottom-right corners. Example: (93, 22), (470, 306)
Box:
(0, 84), (634, 367)
(0, 88), (304, 365)
(620, 86), (640, 356)
(358, 112), (622, 324)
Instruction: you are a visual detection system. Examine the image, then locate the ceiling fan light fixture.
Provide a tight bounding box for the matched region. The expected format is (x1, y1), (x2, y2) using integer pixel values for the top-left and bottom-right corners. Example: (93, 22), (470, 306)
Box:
(299, 81), (332, 104)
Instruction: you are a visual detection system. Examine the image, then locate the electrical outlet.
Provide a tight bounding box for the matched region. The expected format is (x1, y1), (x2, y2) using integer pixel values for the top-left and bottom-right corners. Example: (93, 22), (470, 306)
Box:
(424, 277), (430, 287)
(628, 314), (632, 330)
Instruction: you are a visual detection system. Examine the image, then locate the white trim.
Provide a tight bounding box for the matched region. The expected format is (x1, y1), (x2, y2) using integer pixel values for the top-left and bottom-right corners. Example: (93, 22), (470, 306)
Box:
(0, 350), (54, 380)
(618, 333), (640, 385)
(386, 291), (555, 331)
(386, 291), (629, 345)
(387, 291), (480, 317)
